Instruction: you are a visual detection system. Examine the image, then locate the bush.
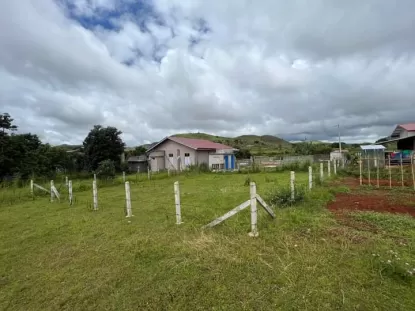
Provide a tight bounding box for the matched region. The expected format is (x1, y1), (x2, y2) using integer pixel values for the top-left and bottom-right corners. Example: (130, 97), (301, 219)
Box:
(266, 185), (306, 207)
(96, 160), (116, 179)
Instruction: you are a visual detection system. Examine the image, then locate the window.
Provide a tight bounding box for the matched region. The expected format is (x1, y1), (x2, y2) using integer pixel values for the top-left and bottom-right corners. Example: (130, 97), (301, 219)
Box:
(168, 153), (173, 158)
(184, 153), (190, 157)
(212, 164), (224, 170)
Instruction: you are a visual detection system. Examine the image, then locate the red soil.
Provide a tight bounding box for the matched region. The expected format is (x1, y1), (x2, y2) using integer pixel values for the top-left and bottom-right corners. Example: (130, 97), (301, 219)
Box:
(341, 177), (413, 188)
(327, 193), (415, 217)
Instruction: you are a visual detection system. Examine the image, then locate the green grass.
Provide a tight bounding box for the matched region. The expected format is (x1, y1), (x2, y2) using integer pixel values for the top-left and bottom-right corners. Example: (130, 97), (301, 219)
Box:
(1, 172), (415, 310)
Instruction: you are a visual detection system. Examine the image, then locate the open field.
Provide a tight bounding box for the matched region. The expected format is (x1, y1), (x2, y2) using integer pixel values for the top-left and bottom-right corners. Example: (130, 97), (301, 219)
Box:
(1, 171), (415, 310)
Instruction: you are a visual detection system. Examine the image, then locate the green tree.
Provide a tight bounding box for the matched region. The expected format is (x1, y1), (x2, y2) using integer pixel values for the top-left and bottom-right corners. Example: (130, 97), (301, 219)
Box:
(0, 113), (18, 136)
(83, 125), (125, 171)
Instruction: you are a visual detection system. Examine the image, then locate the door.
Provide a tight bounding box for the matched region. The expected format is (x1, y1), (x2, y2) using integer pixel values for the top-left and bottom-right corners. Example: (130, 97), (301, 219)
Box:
(224, 155), (229, 170)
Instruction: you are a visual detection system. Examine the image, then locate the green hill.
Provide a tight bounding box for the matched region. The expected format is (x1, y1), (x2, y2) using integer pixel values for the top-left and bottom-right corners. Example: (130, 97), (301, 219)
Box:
(172, 132), (292, 155)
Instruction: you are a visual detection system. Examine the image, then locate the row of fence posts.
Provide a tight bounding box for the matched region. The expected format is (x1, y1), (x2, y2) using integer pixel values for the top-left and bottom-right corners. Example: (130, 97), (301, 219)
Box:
(358, 154), (415, 190)
(29, 160), (342, 227)
(289, 159), (341, 199)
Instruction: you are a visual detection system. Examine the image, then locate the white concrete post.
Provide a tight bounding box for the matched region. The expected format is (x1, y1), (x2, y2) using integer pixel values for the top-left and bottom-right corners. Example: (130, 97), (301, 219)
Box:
(30, 180), (34, 195)
(168, 167), (170, 177)
(50, 180), (55, 202)
(333, 160), (337, 175)
(123, 171), (126, 182)
(359, 156), (363, 186)
(68, 180), (73, 205)
(248, 182), (258, 237)
(125, 181), (132, 217)
(308, 166), (312, 190)
(327, 160), (331, 177)
(92, 180), (98, 210)
(65, 176), (68, 187)
(174, 181), (182, 224)
(290, 171), (295, 201)
(94, 174), (96, 182)
(320, 162), (324, 180)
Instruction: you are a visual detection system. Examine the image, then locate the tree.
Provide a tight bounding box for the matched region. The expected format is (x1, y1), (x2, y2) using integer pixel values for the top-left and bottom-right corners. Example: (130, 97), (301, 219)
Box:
(0, 113), (18, 136)
(134, 146), (147, 155)
(235, 148), (252, 159)
(83, 125), (125, 171)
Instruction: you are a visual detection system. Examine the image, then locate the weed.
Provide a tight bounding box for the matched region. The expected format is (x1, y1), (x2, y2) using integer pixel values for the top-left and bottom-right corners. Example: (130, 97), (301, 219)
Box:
(266, 185), (306, 207)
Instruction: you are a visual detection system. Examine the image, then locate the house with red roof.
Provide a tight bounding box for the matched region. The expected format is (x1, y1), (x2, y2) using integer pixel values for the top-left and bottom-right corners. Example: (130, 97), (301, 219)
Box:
(389, 123), (415, 150)
(146, 136), (238, 172)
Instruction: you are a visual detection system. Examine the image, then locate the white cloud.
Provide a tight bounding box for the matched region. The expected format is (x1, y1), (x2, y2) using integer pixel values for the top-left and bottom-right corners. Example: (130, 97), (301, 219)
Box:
(1, 0), (415, 146)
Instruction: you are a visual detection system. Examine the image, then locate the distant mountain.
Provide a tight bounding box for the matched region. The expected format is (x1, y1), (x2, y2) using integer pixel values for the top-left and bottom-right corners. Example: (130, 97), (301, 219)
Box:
(172, 132), (292, 155)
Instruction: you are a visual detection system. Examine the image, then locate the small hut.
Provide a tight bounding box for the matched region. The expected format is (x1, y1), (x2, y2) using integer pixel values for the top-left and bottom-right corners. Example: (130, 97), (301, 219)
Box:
(360, 145), (386, 168)
(127, 155), (148, 173)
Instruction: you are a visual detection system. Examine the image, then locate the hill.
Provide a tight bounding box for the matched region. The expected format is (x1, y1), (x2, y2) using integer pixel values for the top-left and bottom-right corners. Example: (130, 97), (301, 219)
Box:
(172, 132), (292, 155)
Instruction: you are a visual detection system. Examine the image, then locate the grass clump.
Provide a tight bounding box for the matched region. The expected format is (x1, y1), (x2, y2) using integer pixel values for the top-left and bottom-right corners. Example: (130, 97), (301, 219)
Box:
(266, 185), (306, 207)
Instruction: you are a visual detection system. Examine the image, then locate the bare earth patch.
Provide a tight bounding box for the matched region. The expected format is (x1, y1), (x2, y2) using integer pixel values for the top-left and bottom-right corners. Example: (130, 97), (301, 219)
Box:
(327, 191), (415, 217)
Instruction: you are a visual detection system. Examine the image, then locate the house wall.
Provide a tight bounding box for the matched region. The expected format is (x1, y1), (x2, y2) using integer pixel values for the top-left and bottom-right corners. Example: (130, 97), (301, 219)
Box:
(149, 139), (196, 171)
(197, 151), (210, 165)
(209, 154), (224, 169)
(399, 129), (415, 139)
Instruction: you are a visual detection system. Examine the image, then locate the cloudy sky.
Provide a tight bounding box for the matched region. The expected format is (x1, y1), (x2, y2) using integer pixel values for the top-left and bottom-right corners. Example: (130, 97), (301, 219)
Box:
(1, 0), (415, 146)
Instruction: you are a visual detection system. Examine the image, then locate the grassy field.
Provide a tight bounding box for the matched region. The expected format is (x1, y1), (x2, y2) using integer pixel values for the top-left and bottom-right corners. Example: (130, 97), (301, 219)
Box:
(0, 171), (414, 310)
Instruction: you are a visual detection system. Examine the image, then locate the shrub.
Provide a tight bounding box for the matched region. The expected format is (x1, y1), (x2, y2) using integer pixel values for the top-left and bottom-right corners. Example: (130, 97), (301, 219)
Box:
(266, 185), (306, 207)
(96, 160), (116, 179)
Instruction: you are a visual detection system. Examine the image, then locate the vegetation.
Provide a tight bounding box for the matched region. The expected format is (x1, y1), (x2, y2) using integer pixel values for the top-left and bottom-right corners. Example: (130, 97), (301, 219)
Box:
(1, 171), (414, 310)
(83, 125), (125, 171)
(172, 132), (364, 157)
(0, 113), (126, 181)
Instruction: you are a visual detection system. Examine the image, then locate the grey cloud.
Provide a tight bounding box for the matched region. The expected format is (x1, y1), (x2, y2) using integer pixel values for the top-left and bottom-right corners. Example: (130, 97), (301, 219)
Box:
(1, 0), (415, 146)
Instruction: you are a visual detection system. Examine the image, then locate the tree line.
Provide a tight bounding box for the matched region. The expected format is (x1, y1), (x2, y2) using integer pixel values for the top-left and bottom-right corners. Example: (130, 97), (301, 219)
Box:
(0, 113), (128, 181)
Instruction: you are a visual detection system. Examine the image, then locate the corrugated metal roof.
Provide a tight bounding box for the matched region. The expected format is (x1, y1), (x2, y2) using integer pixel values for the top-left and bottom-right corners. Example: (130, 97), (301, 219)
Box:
(168, 136), (234, 150)
(360, 145), (386, 150)
(399, 123), (415, 131)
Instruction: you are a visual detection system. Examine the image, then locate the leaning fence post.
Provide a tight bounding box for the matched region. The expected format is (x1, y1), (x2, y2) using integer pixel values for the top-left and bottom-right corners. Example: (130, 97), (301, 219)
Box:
(174, 181), (182, 224)
(94, 174), (96, 182)
(308, 166), (312, 190)
(148, 167), (151, 180)
(123, 171), (126, 182)
(333, 160), (337, 175)
(69, 180), (73, 205)
(50, 180), (55, 202)
(359, 154), (363, 186)
(320, 162), (324, 180)
(30, 180), (34, 195)
(290, 171), (295, 200)
(248, 182), (258, 237)
(125, 181), (133, 217)
(65, 176), (68, 187)
(92, 180), (98, 210)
